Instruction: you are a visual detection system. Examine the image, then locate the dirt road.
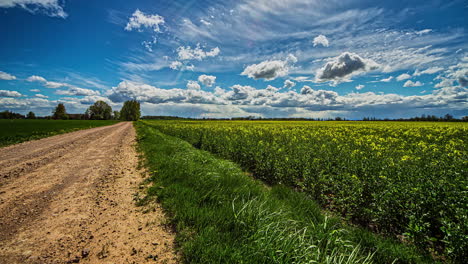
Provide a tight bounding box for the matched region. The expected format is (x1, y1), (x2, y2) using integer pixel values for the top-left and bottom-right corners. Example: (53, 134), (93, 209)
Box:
(0, 122), (177, 263)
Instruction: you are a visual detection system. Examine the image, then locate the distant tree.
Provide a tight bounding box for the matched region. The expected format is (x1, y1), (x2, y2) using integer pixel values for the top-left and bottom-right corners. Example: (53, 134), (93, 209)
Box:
(53, 103), (68, 120)
(462, 116), (468, 122)
(0, 110), (25, 119)
(27, 111), (36, 119)
(120, 100), (141, 121)
(113, 110), (120, 120)
(87, 100), (112, 120)
(444, 113), (454, 121)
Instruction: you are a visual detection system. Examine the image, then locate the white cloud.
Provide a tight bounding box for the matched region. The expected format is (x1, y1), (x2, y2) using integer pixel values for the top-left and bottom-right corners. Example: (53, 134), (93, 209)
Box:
(403, 80), (423, 87)
(186, 80), (201, 90)
(198, 74), (216, 87)
(313, 35), (329, 47)
(413, 67), (444, 76)
(100, 79), (468, 118)
(447, 62), (468, 87)
(0, 0), (67, 18)
(434, 78), (453, 88)
(142, 37), (157, 52)
(396, 73), (411, 81)
(380, 76), (393, 82)
(286, 54), (298, 64)
(241, 54), (296, 81)
(0, 71), (16, 80)
(26, 74), (100, 96)
(55, 87), (100, 96)
(34, 94), (48, 98)
(29, 89), (40, 92)
(26, 75), (47, 83)
(315, 52), (379, 84)
(415, 29), (432, 35)
(177, 44), (220, 61)
(200, 19), (211, 26)
(125, 9), (165, 32)
(169, 61), (183, 70)
(355, 84), (365, 90)
(283, 80), (296, 89)
(168, 61), (195, 71)
(44, 81), (68, 89)
(107, 81), (223, 105)
(0, 89), (22, 97)
(454, 70), (467, 87)
(27, 75), (69, 88)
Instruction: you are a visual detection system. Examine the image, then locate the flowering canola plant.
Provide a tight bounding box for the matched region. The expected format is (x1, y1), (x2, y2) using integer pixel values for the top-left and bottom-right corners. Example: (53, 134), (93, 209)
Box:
(144, 120), (467, 261)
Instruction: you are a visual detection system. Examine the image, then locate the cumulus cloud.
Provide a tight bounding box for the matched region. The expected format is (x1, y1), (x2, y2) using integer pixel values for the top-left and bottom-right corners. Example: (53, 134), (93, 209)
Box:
(413, 67), (443, 76)
(448, 65), (468, 87)
(94, 77), (467, 118)
(125, 9), (165, 32)
(396, 73), (411, 81)
(0, 0), (67, 18)
(241, 54), (296, 81)
(283, 80), (296, 89)
(0, 71), (16, 80)
(0, 89), (22, 97)
(27, 75), (68, 88)
(313, 34), (329, 47)
(198, 74), (216, 87)
(455, 71), (468, 87)
(34, 94), (48, 98)
(169, 61), (183, 70)
(434, 78), (453, 88)
(55, 87), (100, 96)
(26, 75), (47, 83)
(44, 81), (68, 89)
(403, 80), (423, 87)
(30, 89), (40, 92)
(355, 84), (365, 90)
(26, 74), (100, 96)
(315, 52), (379, 84)
(107, 81), (223, 105)
(186, 80), (201, 90)
(177, 44), (220, 61)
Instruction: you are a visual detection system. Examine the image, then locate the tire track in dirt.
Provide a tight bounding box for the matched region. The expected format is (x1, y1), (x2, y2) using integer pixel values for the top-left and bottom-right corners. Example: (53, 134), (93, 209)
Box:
(0, 122), (177, 264)
(0, 125), (123, 184)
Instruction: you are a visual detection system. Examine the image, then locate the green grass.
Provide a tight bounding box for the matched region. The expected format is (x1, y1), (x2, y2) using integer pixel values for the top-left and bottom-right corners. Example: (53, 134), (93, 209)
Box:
(0, 119), (120, 147)
(135, 121), (433, 264)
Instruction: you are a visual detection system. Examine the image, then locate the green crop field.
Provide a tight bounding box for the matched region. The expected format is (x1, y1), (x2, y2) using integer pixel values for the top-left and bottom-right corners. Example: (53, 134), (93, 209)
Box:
(139, 120), (467, 263)
(0, 119), (120, 147)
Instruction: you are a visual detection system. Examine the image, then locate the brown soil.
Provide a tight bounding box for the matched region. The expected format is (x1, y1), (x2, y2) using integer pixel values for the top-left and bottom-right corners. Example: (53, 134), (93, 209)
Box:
(0, 122), (178, 264)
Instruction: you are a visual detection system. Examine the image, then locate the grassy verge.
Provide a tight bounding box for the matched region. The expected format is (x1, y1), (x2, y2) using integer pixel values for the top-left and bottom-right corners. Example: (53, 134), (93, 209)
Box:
(0, 119), (120, 147)
(135, 121), (433, 263)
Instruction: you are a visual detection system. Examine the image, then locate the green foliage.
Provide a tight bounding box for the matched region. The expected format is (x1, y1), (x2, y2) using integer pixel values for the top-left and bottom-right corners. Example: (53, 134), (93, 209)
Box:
(26, 111), (36, 119)
(86, 100), (113, 120)
(136, 121), (431, 264)
(52, 103), (68, 120)
(113, 110), (120, 120)
(0, 110), (25, 119)
(120, 100), (140, 121)
(144, 120), (467, 262)
(0, 119), (119, 147)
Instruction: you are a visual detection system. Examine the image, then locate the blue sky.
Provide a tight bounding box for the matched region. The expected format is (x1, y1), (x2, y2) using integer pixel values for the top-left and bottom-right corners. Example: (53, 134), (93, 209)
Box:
(0, 0), (467, 119)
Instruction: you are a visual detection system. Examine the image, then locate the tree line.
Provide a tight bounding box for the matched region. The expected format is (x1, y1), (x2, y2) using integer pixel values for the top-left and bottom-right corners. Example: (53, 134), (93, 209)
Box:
(0, 100), (140, 121)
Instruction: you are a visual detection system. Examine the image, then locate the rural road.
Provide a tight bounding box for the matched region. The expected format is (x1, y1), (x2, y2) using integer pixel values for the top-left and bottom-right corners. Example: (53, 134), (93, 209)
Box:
(0, 122), (177, 263)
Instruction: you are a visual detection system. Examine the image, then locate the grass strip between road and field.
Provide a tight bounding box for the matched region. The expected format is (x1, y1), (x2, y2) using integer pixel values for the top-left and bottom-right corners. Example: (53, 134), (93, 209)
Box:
(135, 121), (433, 263)
(0, 119), (120, 147)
